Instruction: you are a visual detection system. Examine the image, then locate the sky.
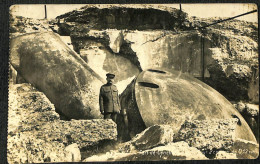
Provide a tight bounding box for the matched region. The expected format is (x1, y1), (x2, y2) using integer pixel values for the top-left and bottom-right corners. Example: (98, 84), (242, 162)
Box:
(10, 4), (258, 22)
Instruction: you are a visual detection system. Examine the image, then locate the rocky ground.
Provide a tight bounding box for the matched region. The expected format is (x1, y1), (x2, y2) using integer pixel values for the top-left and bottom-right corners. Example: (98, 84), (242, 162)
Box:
(8, 83), (117, 163)
(84, 122), (259, 161)
(8, 4), (259, 163)
(8, 83), (259, 162)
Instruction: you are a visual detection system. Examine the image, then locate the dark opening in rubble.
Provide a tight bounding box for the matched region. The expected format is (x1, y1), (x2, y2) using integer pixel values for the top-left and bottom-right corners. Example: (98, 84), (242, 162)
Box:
(148, 69), (166, 74)
(138, 82), (159, 88)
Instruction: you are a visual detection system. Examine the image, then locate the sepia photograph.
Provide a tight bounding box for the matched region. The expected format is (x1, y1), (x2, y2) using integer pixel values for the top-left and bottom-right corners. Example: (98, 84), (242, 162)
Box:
(7, 3), (259, 163)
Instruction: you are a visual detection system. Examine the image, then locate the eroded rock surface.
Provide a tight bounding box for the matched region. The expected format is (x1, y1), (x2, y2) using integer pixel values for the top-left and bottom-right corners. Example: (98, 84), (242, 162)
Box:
(175, 119), (259, 159)
(175, 119), (238, 153)
(39, 119), (117, 149)
(204, 34), (258, 102)
(8, 84), (117, 163)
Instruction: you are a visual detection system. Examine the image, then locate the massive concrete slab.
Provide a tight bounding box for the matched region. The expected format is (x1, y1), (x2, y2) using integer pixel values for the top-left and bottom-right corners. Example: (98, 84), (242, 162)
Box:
(10, 32), (105, 119)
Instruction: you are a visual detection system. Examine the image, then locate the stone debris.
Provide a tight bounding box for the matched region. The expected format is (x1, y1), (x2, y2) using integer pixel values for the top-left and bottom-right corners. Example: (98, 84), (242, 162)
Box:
(230, 138), (259, 159)
(119, 125), (174, 152)
(8, 83), (117, 163)
(9, 15), (52, 38)
(175, 119), (238, 154)
(39, 119), (117, 149)
(8, 134), (67, 163)
(8, 84), (59, 135)
(189, 16), (258, 42)
(214, 151), (237, 159)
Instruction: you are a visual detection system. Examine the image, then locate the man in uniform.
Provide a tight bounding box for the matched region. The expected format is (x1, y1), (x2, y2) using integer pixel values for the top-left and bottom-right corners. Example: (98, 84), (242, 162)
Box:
(99, 73), (121, 122)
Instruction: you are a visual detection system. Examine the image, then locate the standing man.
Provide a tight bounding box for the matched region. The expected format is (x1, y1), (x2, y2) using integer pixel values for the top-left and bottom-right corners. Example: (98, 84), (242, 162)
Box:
(99, 73), (121, 122)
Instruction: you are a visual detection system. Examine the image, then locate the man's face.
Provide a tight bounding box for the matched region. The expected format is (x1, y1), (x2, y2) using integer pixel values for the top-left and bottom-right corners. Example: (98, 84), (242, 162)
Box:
(106, 77), (114, 84)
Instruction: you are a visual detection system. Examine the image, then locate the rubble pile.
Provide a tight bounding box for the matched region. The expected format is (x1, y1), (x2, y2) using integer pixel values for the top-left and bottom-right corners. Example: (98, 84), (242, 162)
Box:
(84, 118), (259, 161)
(189, 16), (258, 42)
(8, 83), (117, 163)
(84, 125), (208, 161)
(9, 15), (53, 38)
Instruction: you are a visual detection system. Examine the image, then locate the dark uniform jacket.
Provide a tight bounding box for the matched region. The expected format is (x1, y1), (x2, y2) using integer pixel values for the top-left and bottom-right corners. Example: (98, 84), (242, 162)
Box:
(99, 84), (121, 114)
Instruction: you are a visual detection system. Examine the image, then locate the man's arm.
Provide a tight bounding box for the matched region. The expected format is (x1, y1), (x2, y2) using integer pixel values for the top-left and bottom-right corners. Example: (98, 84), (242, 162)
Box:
(99, 87), (104, 114)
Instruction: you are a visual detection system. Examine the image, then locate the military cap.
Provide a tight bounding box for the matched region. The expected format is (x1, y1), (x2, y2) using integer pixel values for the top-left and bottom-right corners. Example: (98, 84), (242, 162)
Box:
(106, 73), (115, 79)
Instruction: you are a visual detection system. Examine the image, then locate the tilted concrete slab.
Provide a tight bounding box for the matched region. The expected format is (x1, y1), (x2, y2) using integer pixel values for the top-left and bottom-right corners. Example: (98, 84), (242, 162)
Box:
(10, 32), (105, 119)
